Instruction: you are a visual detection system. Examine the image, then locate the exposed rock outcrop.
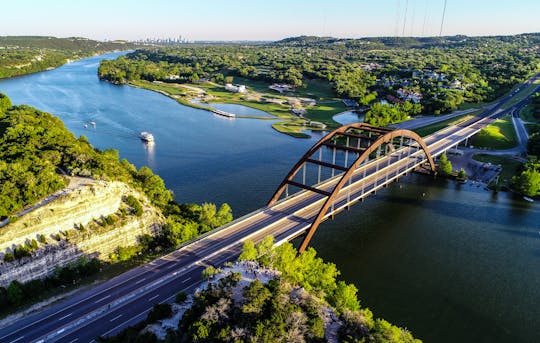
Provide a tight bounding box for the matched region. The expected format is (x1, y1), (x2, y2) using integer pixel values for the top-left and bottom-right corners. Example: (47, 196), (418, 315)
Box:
(0, 179), (164, 287)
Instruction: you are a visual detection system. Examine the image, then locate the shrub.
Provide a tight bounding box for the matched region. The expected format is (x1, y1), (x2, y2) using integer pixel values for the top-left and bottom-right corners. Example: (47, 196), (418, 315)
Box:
(175, 291), (187, 303)
(146, 303), (172, 322)
(13, 245), (32, 259)
(125, 195), (143, 216)
(115, 245), (140, 261)
(37, 234), (47, 244)
(6, 281), (24, 306)
(3, 252), (14, 262)
(202, 266), (219, 280)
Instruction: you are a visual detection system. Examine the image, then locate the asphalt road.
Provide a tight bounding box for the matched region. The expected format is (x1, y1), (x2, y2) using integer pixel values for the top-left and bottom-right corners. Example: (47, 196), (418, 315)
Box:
(1, 74), (539, 343)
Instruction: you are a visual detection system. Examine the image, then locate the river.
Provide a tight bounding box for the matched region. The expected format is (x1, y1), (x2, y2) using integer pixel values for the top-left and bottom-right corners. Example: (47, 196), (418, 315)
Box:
(0, 52), (538, 343)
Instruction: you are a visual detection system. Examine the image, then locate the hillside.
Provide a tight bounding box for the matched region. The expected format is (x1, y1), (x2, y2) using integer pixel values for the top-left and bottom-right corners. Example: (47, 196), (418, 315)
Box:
(0, 179), (164, 287)
(104, 237), (421, 343)
(0, 36), (137, 79)
(0, 94), (233, 313)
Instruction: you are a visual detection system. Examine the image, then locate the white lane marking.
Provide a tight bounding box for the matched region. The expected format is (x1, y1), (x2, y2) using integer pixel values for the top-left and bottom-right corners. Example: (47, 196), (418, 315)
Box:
(110, 314), (123, 322)
(101, 310), (149, 337)
(181, 277), (191, 283)
(58, 312), (73, 321)
(68, 338), (79, 343)
(166, 263), (177, 269)
(148, 294), (160, 302)
(10, 336), (25, 343)
(94, 294), (111, 303)
(135, 278), (146, 285)
(105, 280), (203, 337)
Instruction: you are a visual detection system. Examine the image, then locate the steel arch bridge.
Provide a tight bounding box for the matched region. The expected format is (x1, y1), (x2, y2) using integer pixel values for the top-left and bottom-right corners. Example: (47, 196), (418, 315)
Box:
(268, 123), (436, 252)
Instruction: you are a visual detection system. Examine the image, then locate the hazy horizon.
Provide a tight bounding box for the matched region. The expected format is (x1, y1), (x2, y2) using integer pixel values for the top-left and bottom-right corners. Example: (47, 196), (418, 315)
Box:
(4, 0), (540, 41)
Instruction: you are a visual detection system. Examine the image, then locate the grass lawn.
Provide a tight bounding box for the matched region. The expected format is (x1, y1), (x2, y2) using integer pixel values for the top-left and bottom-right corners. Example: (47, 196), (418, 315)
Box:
(457, 102), (486, 110)
(414, 113), (477, 137)
(471, 115), (518, 150)
(501, 79), (540, 110)
(305, 101), (347, 127)
(472, 154), (523, 188)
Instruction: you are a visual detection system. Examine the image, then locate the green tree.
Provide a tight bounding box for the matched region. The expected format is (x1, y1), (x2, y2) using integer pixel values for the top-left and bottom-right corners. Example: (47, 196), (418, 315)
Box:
(238, 240), (257, 261)
(457, 168), (467, 181)
(512, 167), (540, 197)
(0, 93), (11, 114)
(527, 132), (540, 157)
(7, 281), (24, 306)
(437, 153), (453, 175)
(332, 281), (361, 312)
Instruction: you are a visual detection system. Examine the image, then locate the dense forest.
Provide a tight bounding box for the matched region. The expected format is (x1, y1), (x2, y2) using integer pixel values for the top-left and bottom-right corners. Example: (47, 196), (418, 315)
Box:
(104, 237), (420, 343)
(98, 33), (540, 126)
(0, 36), (136, 79)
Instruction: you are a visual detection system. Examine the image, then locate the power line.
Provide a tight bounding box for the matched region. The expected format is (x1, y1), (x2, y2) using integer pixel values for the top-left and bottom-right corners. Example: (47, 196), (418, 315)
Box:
(410, 4), (416, 37)
(422, 0), (429, 36)
(402, 0), (409, 36)
(439, 0), (448, 37)
(394, 0), (401, 37)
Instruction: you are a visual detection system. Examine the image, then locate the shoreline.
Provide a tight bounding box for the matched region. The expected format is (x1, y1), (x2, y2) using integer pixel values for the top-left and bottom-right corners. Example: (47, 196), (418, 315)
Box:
(124, 80), (324, 137)
(0, 49), (130, 81)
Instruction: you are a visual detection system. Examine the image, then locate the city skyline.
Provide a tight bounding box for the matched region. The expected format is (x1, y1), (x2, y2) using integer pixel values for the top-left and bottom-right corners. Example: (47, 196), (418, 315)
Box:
(3, 0), (540, 41)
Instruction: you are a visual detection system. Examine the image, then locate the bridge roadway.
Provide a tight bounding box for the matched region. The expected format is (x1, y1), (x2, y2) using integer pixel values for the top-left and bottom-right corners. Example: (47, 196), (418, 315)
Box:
(1, 78), (538, 343)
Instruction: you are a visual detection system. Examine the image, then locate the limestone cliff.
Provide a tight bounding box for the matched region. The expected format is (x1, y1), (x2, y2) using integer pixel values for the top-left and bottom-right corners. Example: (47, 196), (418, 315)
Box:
(0, 179), (165, 287)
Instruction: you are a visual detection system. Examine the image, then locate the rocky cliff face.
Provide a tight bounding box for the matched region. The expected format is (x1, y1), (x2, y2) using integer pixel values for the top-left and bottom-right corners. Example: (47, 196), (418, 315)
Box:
(0, 180), (164, 287)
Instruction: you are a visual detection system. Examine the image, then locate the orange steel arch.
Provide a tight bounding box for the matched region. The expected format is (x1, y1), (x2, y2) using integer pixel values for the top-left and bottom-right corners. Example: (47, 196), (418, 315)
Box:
(268, 123), (436, 253)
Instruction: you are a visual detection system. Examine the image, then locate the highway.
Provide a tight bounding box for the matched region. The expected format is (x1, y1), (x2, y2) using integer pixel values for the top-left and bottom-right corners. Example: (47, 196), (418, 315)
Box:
(0, 75), (539, 343)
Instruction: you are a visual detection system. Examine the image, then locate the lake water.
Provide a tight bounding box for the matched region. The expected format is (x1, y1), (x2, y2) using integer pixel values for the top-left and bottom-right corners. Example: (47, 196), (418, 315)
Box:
(0, 53), (539, 343)
(190, 99), (275, 118)
(333, 110), (365, 125)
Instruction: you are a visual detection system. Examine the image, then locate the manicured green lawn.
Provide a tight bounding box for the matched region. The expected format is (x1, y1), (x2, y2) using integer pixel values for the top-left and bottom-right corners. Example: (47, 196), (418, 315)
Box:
(471, 115), (518, 149)
(305, 101), (347, 126)
(414, 113), (477, 137)
(472, 154), (523, 188)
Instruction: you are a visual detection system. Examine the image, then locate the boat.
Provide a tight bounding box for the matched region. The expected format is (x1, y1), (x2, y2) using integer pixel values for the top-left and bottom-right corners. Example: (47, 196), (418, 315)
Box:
(140, 131), (154, 143)
(523, 196), (534, 203)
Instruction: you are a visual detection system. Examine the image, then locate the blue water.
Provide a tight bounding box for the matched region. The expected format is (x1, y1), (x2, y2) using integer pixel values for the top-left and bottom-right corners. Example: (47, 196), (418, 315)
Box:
(0, 52), (320, 215)
(1, 53), (539, 343)
(207, 102), (275, 118)
(333, 110), (365, 125)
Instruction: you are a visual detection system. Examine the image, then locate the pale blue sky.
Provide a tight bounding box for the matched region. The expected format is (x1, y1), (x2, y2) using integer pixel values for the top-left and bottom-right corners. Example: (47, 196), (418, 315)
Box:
(3, 0), (540, 41)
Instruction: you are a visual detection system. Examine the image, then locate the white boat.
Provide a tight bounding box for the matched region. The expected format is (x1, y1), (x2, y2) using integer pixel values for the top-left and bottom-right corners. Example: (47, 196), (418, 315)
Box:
(523, 196), (534, 203)
(140, 131), (154, 142)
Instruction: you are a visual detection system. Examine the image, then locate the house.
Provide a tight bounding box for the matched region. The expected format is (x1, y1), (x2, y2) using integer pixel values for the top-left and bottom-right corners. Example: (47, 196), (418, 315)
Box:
(225, 84), (247, 93)
(397, 88), (423, 103)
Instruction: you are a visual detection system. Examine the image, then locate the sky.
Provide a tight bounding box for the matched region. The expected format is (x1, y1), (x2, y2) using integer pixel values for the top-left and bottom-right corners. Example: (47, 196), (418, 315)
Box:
(2, 0), (540, 41)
